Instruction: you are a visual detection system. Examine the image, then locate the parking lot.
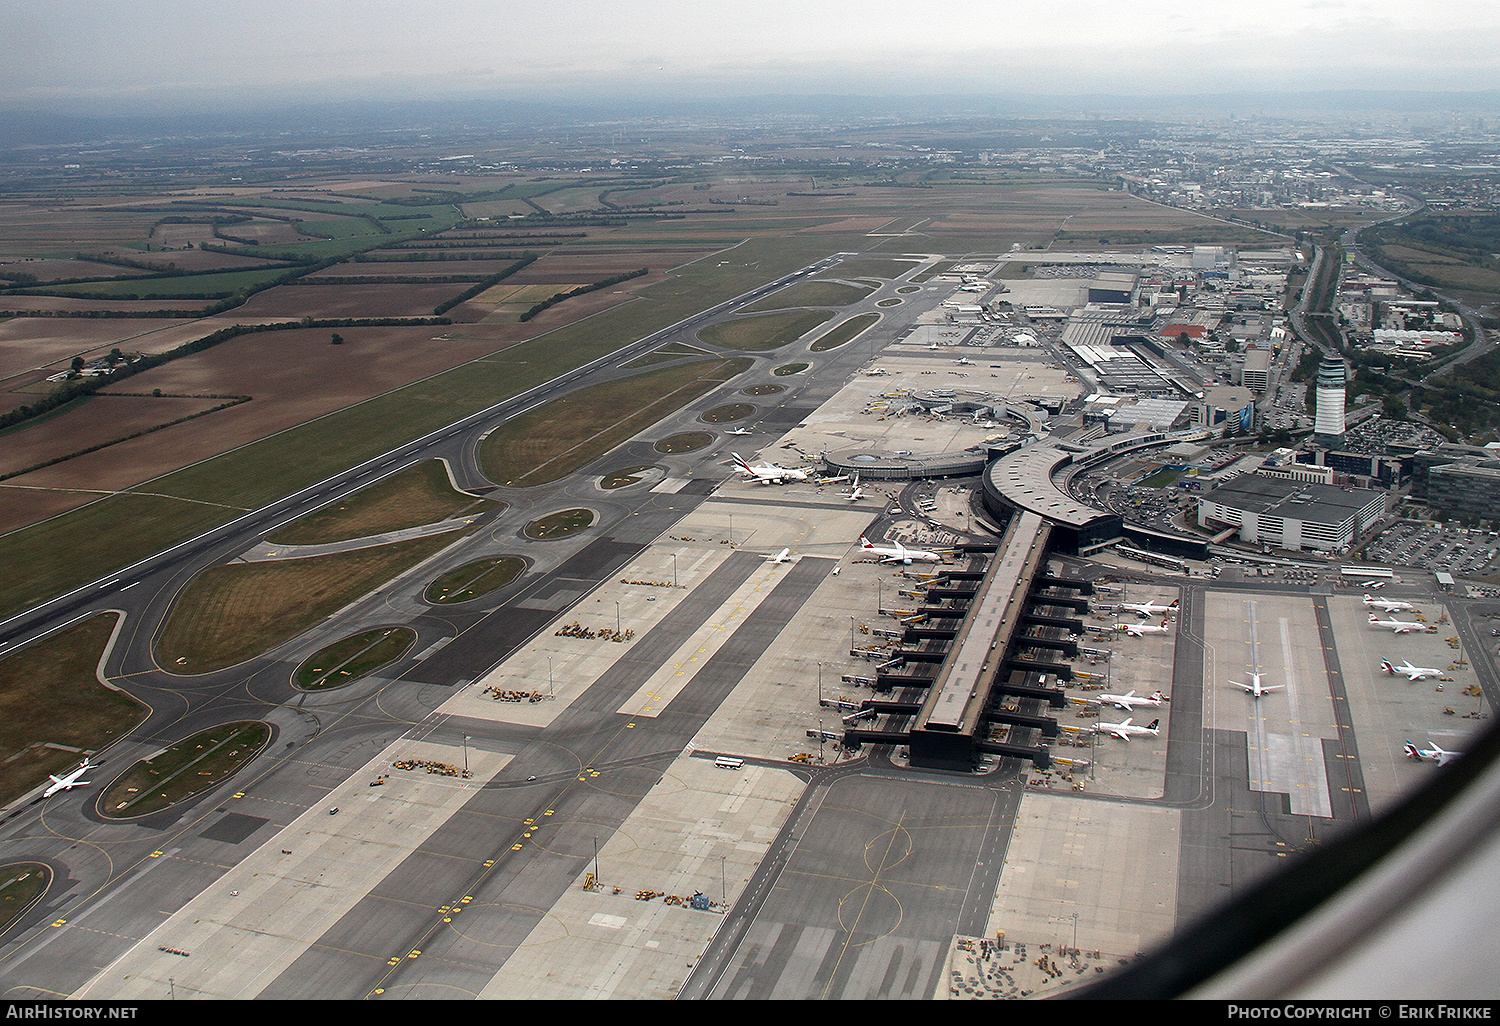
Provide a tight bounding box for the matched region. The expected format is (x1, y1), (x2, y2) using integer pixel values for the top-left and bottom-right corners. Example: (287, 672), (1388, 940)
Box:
(1365, 520), (1500, 578)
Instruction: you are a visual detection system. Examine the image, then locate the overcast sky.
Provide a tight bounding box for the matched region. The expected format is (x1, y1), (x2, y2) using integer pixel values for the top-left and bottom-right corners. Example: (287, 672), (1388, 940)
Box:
(2, 0), (1497, 112)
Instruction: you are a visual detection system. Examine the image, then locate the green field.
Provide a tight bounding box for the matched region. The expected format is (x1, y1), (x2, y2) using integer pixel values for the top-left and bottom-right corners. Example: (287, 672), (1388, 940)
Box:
(155, 532), (460, 674)
(480, 358), (750, 486)
(424, 557), (526, 604)
(38, 266), (294, 299)
(295, 628), (417, 688)
(525, 508), (595, 539)
(810, 313), (879, 352)
(99, 722), (269, 817)
(0, 612), (146, 806)
(739, 279), (873, 312)
(267, 459), (497, 546)
(698, 309), (834, 351)
(0, 865), (50, 932)
(654, 432), (712, 453)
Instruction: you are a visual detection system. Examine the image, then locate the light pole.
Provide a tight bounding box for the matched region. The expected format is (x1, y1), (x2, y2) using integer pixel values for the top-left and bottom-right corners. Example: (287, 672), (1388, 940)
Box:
(463, 735), (469, 776)
(672, 552), (678, 588)
(615, 601), (621, 636)
(548, 656), (554, 697)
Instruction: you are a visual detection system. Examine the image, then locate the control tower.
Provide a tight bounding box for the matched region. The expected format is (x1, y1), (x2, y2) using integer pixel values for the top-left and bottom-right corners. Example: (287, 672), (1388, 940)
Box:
(1313, 357), (1347, 447)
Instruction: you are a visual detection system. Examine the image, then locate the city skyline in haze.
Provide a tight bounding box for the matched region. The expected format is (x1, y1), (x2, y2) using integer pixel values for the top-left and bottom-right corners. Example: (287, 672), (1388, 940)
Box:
(3, 0), (1498, 114)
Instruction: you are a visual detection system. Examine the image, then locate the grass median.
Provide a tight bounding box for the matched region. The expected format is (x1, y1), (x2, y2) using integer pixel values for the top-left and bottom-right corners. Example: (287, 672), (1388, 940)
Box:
(480, 357), (750, 487)
(156, 532), (461, 674)
(267, 458), (498, 546)
(0, 612), (146, 806)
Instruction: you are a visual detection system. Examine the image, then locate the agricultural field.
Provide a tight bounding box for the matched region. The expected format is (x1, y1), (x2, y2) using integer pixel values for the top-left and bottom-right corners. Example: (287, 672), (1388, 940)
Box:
(0, 324), (508, 533)
(0, 162), (1250, 621)
(0, 393), (236, 479)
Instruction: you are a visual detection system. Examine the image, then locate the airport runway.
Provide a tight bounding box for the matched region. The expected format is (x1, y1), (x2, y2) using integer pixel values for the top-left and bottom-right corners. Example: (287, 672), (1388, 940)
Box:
(0, 254), (894, 999)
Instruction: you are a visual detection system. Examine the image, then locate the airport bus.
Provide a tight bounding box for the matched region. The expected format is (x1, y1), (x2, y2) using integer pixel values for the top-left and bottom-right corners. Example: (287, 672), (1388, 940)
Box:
(1339, 566), (1393, 580)
(1117, 545), (1189, 575)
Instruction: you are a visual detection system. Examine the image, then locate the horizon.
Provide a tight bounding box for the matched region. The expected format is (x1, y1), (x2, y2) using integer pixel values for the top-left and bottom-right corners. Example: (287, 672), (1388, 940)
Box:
(4, 0), (1497, 116)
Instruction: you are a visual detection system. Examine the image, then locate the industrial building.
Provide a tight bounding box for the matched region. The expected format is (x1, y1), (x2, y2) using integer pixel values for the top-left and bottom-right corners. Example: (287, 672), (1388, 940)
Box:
(1086, 271), (1138, 305)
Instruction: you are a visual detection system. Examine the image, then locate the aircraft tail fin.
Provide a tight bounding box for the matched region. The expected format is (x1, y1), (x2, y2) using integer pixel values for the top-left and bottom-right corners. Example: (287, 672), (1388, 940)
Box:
(1146, 719), (1160, 732)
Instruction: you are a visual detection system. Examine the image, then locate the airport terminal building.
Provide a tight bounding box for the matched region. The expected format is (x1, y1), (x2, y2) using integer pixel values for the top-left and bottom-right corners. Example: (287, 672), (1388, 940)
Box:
(1197, 475), (1386, 553)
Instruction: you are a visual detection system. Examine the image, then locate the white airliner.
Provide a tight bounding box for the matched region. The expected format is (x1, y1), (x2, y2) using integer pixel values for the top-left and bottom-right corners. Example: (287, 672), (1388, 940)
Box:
(1093, 717), (1161, 741)
(1230, 673), (1284, 698)
(956, 356), (971, 365)
(859, 535), (945, 565)
(1119, 598), (1179, 619)
(1382, 657), (1443, 681)
(43, 758), (93, 798)
(1097, 689), (1165, 712)
(726, 427), (753, 436)
(1368, 613), (1430, 634)
(841, 474), (865, 502)
(762, 548), (793, 564)
(1112, 618), (1171, 637)
(729, 452), (810, 485)
(1363, 594), (1416, 613)
(1404, 739), (1462, 766)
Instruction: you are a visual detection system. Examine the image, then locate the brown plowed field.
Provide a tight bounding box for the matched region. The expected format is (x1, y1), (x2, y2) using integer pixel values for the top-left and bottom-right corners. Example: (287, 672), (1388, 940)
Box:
(0, 394), (229, 477)
(0, 325), (507, 532)
(448, 270), (666, 327)
(502, 253), (709, 285)
(0, 258), (154, 284)
(303, 260), (529, 278)
(214, 221), (315, 246)
(0, 296), (219, 314)
(0, 485), (111, 533)
(226, 282), (466, 319)
(0, 318), (199, 383)
(103, 246), (282, 273)
(149, 222), (217, 247)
